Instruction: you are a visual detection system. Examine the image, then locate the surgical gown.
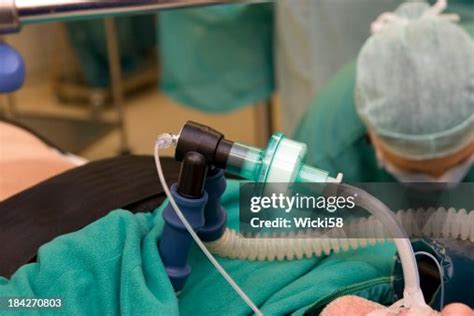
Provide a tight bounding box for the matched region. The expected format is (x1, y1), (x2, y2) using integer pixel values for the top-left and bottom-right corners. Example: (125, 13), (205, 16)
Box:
(293, 23), (474, 183)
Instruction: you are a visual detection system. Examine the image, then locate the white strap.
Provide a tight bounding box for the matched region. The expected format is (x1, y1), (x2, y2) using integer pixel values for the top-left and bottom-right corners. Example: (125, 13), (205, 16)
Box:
(370, 0), (460, 34)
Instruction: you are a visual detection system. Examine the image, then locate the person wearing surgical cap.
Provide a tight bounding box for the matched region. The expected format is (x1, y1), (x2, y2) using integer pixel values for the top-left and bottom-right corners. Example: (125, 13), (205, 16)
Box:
(294, 0), (474, 183)
(295, 1), (474, 312)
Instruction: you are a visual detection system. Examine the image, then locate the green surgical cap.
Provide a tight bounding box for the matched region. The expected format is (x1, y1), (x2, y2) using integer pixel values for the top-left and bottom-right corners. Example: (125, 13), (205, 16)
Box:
(355, 1), (474, 160)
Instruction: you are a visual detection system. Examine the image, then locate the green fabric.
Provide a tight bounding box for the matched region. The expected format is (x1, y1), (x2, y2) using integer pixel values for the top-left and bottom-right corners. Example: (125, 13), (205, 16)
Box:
(67, 16), (156, 87)
(158, 3), (274, 113)
(293, 23), (474, 183)
(0, 180), (395, 315)
(443, 0), (474, 23)
(294, 282), (394, 316)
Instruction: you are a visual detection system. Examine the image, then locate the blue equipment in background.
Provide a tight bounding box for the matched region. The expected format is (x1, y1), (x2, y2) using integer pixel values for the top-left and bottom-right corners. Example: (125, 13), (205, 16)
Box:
(0, 43), (25, 93)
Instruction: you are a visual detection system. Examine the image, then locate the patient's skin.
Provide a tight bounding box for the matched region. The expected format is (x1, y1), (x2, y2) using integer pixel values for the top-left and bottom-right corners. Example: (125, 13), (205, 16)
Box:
(321, 295), (473, 316)
(0, 122), (75, 200)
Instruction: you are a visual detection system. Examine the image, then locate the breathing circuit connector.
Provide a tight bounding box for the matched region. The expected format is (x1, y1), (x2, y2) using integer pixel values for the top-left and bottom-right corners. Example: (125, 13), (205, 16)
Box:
(175, 121), (341, 184)
(154, 124), (435, 315)
(176, 152), (208, 199)
(158, 152), (208, 291)
(199, 168), (228, 242)
(175, 121), (233, 168)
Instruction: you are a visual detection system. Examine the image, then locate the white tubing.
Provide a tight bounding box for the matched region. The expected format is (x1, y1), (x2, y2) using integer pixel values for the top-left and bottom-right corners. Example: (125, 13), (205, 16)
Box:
(154, 134), (263, 316)
(415, 251), (445, 310)
(206, 208), (473, 261)
(371, 0), (460, 34)
(327, 183), (422, 305)
(207, 201), (473, 312)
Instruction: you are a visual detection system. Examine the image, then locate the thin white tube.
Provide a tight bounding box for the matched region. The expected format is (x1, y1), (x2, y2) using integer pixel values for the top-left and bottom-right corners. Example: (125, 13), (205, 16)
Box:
(154, 134), (263, 316)
(415, 251), (444, 310)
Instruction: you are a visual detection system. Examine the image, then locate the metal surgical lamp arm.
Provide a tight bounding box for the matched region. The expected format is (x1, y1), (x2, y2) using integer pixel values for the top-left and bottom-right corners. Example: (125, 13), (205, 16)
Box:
(0, 0), (251, 34)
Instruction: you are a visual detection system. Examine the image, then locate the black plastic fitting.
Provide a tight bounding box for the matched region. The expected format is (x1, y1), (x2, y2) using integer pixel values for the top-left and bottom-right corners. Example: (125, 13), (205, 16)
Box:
(177, 151), (208, 199)
(175, 121), (233, 169)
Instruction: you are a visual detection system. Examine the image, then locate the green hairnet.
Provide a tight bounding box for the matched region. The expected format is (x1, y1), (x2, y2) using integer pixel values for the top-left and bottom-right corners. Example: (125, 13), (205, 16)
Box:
(355, 1), (474, 160)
